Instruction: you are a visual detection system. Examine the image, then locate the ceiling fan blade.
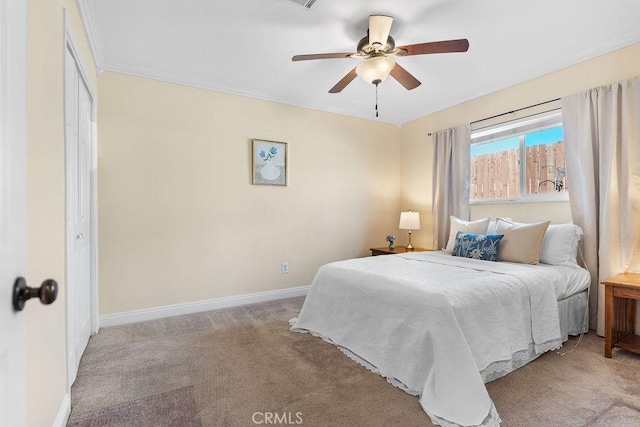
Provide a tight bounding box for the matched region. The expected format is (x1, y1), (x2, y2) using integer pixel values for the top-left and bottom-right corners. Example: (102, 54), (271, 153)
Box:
(390, 63), (421, 90)
(329, 67), (358, 93)
(397, 39), (469, 56)
(292, 53), (355, 61)
(369, 15), (393, 47)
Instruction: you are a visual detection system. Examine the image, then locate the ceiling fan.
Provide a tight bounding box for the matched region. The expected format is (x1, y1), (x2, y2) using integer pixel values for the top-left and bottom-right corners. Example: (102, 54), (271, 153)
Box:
(292, 15), (469, 94)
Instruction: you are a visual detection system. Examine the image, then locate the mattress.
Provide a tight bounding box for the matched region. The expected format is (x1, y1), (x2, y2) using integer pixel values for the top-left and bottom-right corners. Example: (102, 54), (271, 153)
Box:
(422, 251), (590, 300)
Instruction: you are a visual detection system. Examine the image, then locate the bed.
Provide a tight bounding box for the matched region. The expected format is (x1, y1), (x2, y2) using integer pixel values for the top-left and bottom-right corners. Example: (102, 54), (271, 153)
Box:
(290, 219), (590, 427)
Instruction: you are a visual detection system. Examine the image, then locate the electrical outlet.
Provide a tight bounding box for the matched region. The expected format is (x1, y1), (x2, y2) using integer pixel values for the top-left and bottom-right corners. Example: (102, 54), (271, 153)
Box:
(281, 262), (289, 274)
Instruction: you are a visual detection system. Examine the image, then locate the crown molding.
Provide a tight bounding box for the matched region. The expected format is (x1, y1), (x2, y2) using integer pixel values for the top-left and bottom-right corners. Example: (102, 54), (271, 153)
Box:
(398, 34), (640, 126)
(103, 61), (403, 125)
(75, 0), (106, 74)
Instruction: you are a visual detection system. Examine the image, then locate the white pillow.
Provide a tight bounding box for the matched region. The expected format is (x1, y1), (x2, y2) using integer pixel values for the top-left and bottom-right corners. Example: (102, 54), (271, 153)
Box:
(487, 218), (512, 234)
(444, 216), (490, 254)
(540, 223), (583, 265)
(495, 218), (551, 264)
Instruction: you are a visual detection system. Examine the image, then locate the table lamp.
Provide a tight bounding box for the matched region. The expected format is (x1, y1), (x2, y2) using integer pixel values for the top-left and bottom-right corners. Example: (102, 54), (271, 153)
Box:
(399, 211), (421, 250)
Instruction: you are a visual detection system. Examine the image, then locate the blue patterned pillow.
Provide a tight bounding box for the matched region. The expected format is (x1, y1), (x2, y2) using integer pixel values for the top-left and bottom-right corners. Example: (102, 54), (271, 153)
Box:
(452, 231), (504, 262)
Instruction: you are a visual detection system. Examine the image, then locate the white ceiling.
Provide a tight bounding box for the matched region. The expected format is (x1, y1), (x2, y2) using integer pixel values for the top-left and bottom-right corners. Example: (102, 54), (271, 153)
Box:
(80, 0), (640, 125)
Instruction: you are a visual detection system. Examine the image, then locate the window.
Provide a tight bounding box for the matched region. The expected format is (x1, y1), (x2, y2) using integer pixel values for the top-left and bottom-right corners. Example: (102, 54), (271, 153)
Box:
(470, 110), (568, 203)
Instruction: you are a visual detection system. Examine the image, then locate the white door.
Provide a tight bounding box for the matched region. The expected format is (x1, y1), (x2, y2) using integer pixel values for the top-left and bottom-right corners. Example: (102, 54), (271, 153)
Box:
(0, 0), (27, 425)
(65, 47), (92, 385)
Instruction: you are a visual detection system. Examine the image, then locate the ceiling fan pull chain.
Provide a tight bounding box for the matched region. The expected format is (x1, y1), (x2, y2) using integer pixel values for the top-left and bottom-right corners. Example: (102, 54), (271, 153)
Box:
(375, 82), (379, 117)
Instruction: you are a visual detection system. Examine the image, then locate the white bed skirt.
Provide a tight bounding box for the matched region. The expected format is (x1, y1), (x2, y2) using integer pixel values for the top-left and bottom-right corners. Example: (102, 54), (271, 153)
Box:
(558, 288), (589, 340)
(478, 289), (589, 383)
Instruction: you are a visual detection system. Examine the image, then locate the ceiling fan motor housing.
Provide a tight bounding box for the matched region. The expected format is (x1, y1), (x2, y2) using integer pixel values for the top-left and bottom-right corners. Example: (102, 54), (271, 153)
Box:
(357, 35), (396, 55)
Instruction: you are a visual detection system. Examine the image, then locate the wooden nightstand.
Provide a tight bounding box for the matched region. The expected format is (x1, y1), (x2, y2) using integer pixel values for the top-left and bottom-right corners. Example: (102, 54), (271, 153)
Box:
(603, 272), (640, 358)
(370, 246), (429, 256)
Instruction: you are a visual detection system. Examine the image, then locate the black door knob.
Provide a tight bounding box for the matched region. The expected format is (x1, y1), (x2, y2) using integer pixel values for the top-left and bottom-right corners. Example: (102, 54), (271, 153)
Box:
(12, 277), (58, 312)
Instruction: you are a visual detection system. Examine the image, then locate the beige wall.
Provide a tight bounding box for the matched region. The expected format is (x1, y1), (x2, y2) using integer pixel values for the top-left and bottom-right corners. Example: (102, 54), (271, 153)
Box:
(400, 43), (640, 249)
(97, 73), (401, 315)
(470, 202), (572, 225)
(98, 43), (640, 315)
(26, 1), (96, 425)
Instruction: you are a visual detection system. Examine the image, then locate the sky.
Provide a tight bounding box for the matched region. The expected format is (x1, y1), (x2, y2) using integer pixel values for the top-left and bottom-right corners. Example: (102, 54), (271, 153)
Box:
(471, 126), (563, 156)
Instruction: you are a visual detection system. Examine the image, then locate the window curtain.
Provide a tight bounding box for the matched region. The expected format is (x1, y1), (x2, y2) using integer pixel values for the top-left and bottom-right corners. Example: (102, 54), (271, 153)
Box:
(561, 76), (640, 335)
(431, 124), (471, 250)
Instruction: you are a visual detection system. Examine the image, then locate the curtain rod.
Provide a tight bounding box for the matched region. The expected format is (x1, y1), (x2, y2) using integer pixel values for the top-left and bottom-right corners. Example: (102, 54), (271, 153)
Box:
(427, 97), (561, 136)
(471, 97), (561, 125)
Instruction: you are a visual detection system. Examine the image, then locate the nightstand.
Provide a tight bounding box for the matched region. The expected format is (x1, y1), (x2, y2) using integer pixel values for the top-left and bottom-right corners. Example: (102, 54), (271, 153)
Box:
(370, 246), (429, 256)
(603, 272), (640, 358)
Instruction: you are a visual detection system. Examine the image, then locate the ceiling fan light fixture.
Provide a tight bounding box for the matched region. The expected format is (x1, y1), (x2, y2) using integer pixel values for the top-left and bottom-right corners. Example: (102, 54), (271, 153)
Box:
(356, 56), (396, 85)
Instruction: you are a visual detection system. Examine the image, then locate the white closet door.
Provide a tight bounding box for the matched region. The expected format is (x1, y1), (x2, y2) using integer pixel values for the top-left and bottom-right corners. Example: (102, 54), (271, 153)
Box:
(65, 47), (92, 385)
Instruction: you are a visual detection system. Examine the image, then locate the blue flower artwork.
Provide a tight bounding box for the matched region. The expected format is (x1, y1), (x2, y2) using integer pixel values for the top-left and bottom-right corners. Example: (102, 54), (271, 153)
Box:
(253, 140), (287, 186)
(260, 146), (278, 162)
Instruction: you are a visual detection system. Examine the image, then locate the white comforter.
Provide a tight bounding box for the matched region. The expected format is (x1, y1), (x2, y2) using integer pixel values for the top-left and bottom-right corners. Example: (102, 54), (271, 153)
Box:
(291, 252), (571, 427)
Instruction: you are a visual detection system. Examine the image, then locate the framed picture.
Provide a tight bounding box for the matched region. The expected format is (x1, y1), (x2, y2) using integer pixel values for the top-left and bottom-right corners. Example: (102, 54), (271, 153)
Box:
(252, 139), (287, 186)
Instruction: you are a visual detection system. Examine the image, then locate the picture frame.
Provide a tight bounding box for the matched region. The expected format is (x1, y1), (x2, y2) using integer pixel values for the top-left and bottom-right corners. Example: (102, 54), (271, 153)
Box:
(252, 139), (288, 186)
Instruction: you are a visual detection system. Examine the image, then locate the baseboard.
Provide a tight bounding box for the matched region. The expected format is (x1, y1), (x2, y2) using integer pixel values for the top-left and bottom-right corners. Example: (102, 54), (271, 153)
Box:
(100, 285), (310, 327)
(53, 392), (70, 427)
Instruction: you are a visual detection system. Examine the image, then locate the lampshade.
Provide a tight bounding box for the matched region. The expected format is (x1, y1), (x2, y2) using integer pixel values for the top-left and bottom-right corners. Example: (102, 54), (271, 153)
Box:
(356, 56), (396, 85)
(399, 211), (421, 230)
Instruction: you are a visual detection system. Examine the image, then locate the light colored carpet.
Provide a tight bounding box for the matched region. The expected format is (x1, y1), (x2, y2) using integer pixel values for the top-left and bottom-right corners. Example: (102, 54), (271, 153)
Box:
(67, 386), (201, 427)
(68, 297), (640, 426)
